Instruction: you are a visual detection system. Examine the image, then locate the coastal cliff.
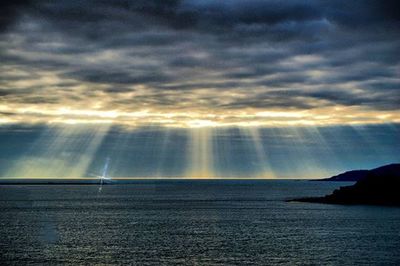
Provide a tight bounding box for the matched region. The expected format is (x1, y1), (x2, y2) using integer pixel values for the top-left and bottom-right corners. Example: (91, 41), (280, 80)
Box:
(293, 164), (400, 206)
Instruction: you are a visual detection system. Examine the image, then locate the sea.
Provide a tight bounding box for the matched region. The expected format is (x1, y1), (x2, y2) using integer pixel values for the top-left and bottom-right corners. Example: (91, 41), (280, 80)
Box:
(0, 180), (399, 265)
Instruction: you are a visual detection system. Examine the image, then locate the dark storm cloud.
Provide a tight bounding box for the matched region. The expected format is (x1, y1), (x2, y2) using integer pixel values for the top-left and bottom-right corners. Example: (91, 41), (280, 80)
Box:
(323, 0), (400, 27)
(0, 0), (34, 32)
(0, 0), (399, 124)
(64, 69), (172, 85)
(2, 0), (399, 34)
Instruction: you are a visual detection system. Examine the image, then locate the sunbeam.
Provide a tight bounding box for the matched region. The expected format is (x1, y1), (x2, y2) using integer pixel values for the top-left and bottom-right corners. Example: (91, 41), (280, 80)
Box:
(239, 127), (275, 178)
(187, 128), (214, 178)
(0, 124), (399, 179)
(4, 124), (111, 178)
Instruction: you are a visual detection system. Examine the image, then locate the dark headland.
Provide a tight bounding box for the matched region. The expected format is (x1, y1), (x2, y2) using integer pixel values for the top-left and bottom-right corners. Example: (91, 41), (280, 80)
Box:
(291, 164), (400, 206)
(314, 169), (370, 182)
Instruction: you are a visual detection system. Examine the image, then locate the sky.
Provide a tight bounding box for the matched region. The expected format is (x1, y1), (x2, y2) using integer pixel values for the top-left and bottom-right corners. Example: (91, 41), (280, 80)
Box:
(0, 1), (399, 178)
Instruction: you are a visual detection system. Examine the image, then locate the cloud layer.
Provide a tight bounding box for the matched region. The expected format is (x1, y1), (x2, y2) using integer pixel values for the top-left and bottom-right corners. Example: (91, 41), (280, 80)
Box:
(0, 0), (399, 127)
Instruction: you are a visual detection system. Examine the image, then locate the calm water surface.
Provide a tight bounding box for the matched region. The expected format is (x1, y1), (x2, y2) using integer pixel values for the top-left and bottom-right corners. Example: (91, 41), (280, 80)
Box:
(1, 180), (399, 265)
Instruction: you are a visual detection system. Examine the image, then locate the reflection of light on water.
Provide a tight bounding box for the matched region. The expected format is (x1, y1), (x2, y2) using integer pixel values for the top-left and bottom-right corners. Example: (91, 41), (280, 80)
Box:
(97, 157), (111, 193)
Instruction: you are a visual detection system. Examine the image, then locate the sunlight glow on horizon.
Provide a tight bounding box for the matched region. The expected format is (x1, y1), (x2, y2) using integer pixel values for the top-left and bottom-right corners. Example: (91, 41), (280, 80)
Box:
(0, 104), (399, 128)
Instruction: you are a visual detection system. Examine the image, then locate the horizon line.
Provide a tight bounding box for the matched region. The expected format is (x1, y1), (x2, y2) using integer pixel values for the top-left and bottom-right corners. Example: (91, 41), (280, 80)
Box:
(0, 177), (321, 181)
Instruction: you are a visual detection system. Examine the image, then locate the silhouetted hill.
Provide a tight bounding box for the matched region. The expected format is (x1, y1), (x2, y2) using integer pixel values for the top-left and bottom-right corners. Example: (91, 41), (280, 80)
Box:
(316, 169), (369, 181)
(316, 164), (400, 182)
(292, 164), (400, 206)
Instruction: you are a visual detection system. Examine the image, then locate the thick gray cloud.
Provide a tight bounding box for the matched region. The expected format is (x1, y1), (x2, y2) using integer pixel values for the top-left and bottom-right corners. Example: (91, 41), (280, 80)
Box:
(0, 0), (399, 126)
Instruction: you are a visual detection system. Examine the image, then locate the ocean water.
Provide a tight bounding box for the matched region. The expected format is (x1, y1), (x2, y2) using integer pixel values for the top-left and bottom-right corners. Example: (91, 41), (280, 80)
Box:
(0, 180), (399, 265)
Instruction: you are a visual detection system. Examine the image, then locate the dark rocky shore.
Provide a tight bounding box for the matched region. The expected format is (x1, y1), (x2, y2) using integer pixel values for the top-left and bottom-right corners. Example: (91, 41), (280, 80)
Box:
(291, 164), (400, 206)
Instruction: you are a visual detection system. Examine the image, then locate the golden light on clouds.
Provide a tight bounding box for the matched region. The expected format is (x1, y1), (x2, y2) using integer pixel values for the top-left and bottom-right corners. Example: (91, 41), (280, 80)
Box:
(0, 0), (399, 182)
(1, 2), (399, 130)
(0, 103), (398, 128)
